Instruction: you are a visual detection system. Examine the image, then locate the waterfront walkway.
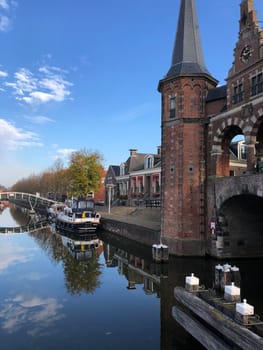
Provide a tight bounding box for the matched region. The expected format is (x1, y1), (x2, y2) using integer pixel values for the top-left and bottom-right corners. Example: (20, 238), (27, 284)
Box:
(99, 206), (161, 231)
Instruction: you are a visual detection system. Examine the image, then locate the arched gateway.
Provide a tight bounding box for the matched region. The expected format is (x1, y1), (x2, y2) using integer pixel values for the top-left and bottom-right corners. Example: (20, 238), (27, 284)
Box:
(159, 0), (263, 258)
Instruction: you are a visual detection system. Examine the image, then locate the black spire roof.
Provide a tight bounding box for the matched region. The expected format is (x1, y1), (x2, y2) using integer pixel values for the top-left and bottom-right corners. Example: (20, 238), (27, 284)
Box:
(166, 0), (212, 78)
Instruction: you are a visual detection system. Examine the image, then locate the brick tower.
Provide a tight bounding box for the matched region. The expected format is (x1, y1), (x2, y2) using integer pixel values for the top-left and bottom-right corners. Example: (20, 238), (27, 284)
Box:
(158, 0), (218, 255)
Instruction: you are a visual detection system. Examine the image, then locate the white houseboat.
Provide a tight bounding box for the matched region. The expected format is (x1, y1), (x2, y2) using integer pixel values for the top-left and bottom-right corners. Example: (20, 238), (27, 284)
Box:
(55, 198), (101, 234)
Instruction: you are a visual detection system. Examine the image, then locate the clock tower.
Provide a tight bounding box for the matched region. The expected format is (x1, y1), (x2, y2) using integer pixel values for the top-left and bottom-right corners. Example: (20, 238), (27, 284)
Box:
(227, 0), (263, 108)
(158, 0), (217, 255)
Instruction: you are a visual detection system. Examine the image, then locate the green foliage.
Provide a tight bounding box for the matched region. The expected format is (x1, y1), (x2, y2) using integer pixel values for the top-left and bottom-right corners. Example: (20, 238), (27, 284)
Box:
(10, 149), (104, 199)
(68, 149), (104, 198)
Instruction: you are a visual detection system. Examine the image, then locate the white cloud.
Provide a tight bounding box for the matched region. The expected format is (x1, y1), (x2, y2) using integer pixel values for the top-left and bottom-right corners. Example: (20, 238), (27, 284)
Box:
(24, 115), (54, 124)
(6, 66), (73, 105)
(6, 68), (37, 95)
(0, 0), (17, 32)
(0, 14), (10, 31)
(0, 0), (9, 10)
(0, 69), (8, 78)
(54, 148), (76, 161)
(0, 118), (43, 150)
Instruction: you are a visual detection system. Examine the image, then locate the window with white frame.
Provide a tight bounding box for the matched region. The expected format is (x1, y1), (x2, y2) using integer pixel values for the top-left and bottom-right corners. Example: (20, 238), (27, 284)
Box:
(145, 156), (154, 169)
(169, 95), (176, 119)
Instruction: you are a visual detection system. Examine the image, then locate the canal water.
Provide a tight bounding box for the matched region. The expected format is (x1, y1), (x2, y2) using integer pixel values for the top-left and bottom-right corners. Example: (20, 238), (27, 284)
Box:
(0, 206), (263, 350)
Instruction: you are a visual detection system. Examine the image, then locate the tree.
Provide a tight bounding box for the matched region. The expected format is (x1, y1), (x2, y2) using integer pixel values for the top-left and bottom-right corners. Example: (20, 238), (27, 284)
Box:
(68, 149), (104, 198)
(47, 159), (69, 199)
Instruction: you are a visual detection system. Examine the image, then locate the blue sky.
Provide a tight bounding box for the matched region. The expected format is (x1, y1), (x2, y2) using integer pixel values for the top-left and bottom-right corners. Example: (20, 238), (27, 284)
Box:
(0, 0), (262, 187)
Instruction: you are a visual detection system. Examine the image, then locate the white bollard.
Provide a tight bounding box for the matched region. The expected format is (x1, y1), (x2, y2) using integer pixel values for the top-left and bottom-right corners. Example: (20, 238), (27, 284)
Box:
(185, 273), (200, 292)
(224, 282), (241, 302)
(235, 299), (254, 324)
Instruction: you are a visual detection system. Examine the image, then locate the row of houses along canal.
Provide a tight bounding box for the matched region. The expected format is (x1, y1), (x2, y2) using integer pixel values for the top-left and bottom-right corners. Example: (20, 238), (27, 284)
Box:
(0, 203), (263, 350)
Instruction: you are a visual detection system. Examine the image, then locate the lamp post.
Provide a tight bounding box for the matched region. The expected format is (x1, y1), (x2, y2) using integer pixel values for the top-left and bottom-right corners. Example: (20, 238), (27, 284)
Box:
(106, 184), (114, 214)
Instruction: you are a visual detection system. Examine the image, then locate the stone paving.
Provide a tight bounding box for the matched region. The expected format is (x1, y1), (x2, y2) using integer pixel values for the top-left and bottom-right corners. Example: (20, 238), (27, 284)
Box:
(98, 205), (161, 231)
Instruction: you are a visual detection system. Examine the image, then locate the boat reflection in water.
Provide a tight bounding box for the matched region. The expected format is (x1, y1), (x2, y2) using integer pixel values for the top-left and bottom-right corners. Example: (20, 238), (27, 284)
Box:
(1, 205), (263, 350)
(59, 232), (102, 261)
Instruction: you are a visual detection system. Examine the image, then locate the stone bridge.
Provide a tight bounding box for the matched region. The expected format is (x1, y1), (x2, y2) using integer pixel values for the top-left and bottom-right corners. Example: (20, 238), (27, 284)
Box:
(206, 175), (263, 258)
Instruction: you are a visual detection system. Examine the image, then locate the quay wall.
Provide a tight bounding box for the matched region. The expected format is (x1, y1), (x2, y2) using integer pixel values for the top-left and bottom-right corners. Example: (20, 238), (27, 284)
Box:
(100, 217), (160, 246)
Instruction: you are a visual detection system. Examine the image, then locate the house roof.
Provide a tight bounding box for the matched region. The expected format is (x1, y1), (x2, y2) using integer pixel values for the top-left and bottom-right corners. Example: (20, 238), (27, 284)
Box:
(125, 153), (146, 172)
(125, 151), (161, 174)
(108, 165), (120, 177)
(206, 85), (227, 102)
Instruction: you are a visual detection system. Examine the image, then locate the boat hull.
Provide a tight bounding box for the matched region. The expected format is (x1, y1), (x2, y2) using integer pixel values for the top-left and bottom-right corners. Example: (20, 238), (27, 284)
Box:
(54, 198), (101, 234)
(55, 218), (100, 234)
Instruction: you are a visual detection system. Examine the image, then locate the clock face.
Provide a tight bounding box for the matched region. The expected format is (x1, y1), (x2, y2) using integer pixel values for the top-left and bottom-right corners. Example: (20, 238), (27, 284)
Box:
(240, 46), (252, 63)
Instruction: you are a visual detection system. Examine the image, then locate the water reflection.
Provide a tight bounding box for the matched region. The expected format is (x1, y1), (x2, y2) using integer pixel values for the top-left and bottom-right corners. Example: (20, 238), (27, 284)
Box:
(0, 233), (64, 340)
(0, 294), (64, 337)
(0, 236), (34, 272)
(1, 208), (263, 350)
(0, 204), (41, 228)
(28, 228), (103, 295)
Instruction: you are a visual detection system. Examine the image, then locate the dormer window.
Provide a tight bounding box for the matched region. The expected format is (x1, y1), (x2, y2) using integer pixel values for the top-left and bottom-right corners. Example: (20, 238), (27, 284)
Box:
(251, 73), (263, 96)
(169, 96), (176, 119)
(145, 155), (154, 169)
(232, 83), (244, 104)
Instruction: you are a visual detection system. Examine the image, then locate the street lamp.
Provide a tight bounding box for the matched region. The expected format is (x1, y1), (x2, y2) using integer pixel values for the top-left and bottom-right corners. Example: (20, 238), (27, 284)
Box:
(106, 184), (115, 214)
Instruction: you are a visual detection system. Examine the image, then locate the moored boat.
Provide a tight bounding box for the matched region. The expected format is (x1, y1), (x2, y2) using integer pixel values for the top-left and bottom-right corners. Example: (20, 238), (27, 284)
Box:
(55, 198), (101, 234)
(47, 202), (67, 222)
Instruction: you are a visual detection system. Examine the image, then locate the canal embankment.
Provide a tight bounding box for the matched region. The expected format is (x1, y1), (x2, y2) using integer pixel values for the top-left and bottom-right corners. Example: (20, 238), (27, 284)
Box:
(99, 206), (161, 246)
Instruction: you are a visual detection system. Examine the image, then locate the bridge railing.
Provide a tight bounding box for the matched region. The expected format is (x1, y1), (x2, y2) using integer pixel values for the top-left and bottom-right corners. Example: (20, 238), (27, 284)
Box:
(0, 191), (57, 208)
(0, 220), (50, 234)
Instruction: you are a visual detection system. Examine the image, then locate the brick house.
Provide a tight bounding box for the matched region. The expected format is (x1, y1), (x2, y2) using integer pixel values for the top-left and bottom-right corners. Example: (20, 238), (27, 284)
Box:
(229, 140), (247, 176)
(105, 148), (161, 206)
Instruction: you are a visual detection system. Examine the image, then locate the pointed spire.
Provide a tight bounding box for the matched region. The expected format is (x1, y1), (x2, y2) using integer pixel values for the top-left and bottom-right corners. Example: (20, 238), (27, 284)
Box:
(166, 0), (211, 78)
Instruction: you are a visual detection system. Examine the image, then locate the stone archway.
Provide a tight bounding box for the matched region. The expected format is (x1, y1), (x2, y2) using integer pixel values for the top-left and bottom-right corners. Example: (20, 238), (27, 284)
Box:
(212, 125), (245, 177)
(217, 194), (263, 257)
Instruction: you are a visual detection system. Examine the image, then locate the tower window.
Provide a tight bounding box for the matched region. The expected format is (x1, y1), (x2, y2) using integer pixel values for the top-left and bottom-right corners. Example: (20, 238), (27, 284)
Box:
(169, 96), (176, 119)
(251, 73), (263, 96)
(232, 84), (244, 104)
